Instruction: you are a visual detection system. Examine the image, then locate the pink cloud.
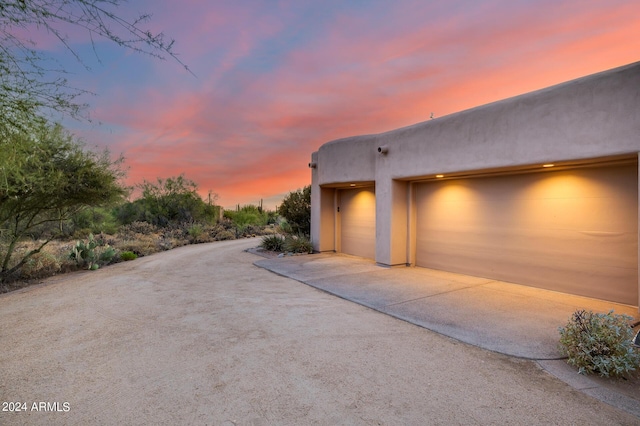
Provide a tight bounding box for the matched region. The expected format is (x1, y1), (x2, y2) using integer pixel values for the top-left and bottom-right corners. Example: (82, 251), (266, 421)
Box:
(70, 0), (640, 209)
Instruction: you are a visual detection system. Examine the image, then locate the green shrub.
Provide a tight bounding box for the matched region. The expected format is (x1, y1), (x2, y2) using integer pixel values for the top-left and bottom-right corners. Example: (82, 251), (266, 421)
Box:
(279, 186), (310, 236)
(558, 309), (640, 378)
(115, 175), (220, 227)
(284, 235), (313, 254)
(261, 234), (285, 252)
(120, 251), (138, 261)
(188, 224), (203, 240)
(69, 207), (120, 236)
(224, 205), (269, 228)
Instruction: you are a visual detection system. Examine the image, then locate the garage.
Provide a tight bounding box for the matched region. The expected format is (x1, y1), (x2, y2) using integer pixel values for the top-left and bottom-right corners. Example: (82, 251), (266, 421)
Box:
(415, 164), (638, 305)
(338, 187), (376, 259)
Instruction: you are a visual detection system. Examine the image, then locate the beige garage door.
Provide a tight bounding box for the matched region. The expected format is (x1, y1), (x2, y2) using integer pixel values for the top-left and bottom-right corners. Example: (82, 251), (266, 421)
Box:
(339, 187), (376, 259)
(415, 164), (638, 305)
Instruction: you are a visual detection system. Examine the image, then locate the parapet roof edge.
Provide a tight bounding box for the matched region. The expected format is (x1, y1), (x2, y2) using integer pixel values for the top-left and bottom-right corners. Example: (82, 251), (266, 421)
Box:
(318, 60), (640, 149)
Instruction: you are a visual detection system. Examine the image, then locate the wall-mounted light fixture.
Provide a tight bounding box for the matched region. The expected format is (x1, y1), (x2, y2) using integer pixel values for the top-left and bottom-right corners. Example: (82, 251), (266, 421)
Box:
(349, 183), (356, 187)
(308, 162), (317, 168)
(378, 145), (389, 155)
(542, 164), (555, 168)
(436, 174), (444, 178)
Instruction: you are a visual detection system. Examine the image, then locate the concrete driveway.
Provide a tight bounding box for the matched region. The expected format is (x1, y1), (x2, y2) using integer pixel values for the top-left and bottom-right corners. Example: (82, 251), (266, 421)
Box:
(1, 238), (638, 425)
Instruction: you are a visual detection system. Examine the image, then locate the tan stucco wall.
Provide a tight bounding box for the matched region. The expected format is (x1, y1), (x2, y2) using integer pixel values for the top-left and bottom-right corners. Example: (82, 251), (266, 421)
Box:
(314, 62), (639, 183)
(310, 61), (640, 304)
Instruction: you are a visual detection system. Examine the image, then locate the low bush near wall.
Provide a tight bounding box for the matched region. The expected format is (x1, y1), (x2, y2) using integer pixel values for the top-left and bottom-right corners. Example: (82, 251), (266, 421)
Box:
(260, 234), (285, 252)
(284, 235), (313, 254)
(558, 309), (640, 378)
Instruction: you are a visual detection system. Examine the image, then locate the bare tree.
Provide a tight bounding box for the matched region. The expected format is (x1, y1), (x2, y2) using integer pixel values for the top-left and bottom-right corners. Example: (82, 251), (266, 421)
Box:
(0, 0), (190, 130)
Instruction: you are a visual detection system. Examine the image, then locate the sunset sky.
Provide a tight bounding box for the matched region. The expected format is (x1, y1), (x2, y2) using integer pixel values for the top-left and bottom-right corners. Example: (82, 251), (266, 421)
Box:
(43, 0), (640, 209)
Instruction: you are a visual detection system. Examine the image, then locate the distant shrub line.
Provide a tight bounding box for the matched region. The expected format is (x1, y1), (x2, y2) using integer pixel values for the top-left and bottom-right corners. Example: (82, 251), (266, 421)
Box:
(0, 183), (312, 293)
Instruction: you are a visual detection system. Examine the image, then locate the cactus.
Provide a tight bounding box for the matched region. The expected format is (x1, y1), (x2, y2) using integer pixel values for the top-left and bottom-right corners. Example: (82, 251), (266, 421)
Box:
(69, 234), (115, 270)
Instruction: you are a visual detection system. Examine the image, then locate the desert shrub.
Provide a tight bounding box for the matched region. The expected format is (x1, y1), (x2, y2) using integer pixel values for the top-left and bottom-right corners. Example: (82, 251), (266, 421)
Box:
(261, 234), (285, 252)
(115, 234), (160, 257)
(20, 251), (61, 279)
(162, 225), (187, 240)
(116, 175), (219, 227)
(188, 224), (203, 240)
(284, 235), (313, 254)
(215, 230), (236, 241)
(276, 220), (292, 235)
(120, 251), (138, 261)
(244, 224), (266, 236)
(69, 207), (120, 236)
(224, 205), (269, 228)
(558, 309), (640, 378)
(219, 218), (236, 231)
(118, 221), (158, 238)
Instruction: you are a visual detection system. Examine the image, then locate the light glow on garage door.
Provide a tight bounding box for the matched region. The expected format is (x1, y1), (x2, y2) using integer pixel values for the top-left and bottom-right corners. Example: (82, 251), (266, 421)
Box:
(340, 188), (376, 259)
(415, 164), (638, 305)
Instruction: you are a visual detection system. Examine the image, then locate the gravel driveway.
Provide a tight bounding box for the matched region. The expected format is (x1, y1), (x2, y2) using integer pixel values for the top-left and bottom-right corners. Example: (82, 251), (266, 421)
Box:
(1, 238), (637, 425)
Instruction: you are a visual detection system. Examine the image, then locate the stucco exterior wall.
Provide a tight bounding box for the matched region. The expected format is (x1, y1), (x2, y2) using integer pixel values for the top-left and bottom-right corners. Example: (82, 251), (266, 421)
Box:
(316, 135), (378, 185)
(314, 62), (639, 185)
(310, 61), (640, 306)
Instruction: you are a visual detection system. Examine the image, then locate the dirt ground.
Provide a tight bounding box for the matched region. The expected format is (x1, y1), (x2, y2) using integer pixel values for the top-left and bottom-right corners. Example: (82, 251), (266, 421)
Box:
(1, 238), (638, 425)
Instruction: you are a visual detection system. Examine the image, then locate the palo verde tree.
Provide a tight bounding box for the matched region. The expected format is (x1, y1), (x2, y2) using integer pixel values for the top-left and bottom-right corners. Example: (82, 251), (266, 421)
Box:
(0, 0), (190, 129)
(279, 185), (311, 236)
(0, 120), (127, 281)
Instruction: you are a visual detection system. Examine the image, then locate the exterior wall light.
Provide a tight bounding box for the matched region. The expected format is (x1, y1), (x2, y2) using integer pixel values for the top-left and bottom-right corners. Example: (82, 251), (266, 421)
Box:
(543, 164), (554, 168)
(309, 162), (317, 168)
(378, 145), (389, 154)
(436, 174), (444, 178)
(349, 183), (356, 187)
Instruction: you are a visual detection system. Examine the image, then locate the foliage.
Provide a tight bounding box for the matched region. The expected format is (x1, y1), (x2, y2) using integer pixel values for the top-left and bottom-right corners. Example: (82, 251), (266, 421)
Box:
(115, 234), (160, 257)
(558, 310), (640, 378)
(266, 211), (279, 225)
(20, 251), (61, 279)
(0, 0), (189, 130)
(224, 205), (269, 228)
(2, 218), (275, 291)
(120, 251), (137, 261)
(115, 175), (219, 227)
(260, 234), (285, 252)
(279, 185), (311, 236)
(260, 233), (313, 253)
(284, 235), (313, 254)
(69, 233), (116, 270)
(188, 224), (203, 237)
(0, 122), (126, 281)
(69, 207), (120, 237)
(118, 221), (158, 237)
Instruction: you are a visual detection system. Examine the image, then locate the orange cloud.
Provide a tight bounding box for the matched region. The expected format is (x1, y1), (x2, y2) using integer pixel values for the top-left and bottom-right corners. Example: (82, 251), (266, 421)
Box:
(67, 0), (640, 210)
